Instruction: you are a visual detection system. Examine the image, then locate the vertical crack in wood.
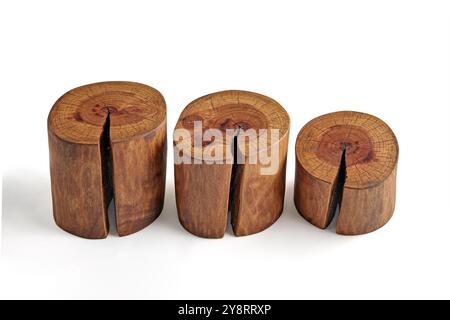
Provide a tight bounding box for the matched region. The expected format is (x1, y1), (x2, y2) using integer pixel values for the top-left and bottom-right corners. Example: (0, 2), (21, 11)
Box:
(325, 145), (347, 228)
(228, 128), (242, 232)
(99, 111), (115, 233)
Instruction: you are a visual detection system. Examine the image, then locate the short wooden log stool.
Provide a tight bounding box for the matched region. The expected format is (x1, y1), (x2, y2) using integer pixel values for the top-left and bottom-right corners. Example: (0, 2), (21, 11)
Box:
(294, 111), (398, 235)
(174, 90), (290, 238)
(48, 81), (166, 239)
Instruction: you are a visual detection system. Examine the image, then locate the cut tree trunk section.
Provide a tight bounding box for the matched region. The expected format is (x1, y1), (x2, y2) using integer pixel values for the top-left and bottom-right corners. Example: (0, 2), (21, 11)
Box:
(48, 81), (166, 239)
(294, 111), (399, 235)
(174, 90), (290, 238)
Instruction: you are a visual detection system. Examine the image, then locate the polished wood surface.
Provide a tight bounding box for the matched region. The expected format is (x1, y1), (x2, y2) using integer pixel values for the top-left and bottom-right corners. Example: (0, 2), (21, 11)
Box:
(48, 81), (166, 239)
(294, 111), (398, 235)
(174, 90), (290, 238)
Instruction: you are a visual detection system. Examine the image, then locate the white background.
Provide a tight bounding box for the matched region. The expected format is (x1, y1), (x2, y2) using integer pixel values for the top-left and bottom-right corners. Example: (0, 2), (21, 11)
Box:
(1, 0), (449, 299)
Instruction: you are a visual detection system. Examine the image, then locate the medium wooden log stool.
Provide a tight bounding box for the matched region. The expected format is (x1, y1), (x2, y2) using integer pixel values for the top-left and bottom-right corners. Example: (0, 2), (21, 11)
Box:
(48, 81), (166, 239)
(174, 90), (290, 238)
(294, 111), (398, 235)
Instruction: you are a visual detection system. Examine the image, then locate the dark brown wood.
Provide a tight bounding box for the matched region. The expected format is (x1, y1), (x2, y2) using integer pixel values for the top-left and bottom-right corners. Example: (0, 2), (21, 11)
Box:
(48, 81), (166, 239)
(174, 90), (290, 238)
(294, 111), (398, 235)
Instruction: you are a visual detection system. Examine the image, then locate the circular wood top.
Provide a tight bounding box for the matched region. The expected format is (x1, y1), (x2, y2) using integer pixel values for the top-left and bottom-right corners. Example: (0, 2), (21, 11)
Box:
(48, 81), (166, 144)
(174, 90), (289, 161)
(296, 111), (398, 189)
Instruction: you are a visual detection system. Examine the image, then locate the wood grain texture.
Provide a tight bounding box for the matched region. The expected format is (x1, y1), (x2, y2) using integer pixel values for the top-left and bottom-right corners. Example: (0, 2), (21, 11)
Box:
(174, 90), (290, 238)
(294, 111), (398, 235)
(48, 81), (166, 239)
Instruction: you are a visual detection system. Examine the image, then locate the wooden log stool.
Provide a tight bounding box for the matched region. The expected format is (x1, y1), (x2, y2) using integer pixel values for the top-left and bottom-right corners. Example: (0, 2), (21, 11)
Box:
(174, 90), (290, 238)
(48, 81), (167, 239)
(294, 111), (399, 235)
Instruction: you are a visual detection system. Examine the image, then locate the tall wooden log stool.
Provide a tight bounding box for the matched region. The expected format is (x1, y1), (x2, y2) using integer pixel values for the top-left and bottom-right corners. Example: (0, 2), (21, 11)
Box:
(48, 81), (166, 239)
(174, 90), (290, 238)
(294, 111), (399, 235)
